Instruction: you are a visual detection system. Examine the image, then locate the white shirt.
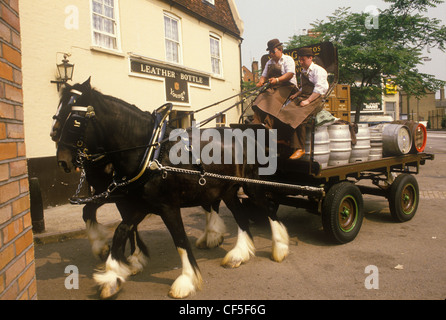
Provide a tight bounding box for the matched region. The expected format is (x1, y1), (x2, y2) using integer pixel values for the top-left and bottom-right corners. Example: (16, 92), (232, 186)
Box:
(262, 54), (297, 87)
(300, 62), (329, 95)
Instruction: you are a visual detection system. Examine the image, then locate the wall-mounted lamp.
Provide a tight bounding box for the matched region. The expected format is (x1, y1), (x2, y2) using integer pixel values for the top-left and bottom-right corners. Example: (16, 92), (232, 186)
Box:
(51, 53), (74, 91)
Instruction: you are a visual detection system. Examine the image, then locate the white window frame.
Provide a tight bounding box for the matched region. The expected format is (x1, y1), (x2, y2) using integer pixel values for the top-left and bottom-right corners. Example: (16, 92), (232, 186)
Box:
(204, 0), (215, 5)
(90, 0), (121, 52)
(210, 33), (222, 76)
(164, 12), (183, 64)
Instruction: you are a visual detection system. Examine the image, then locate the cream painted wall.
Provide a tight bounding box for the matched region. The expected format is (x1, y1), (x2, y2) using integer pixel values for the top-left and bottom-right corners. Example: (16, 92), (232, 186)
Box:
(20, 0), (243, 158)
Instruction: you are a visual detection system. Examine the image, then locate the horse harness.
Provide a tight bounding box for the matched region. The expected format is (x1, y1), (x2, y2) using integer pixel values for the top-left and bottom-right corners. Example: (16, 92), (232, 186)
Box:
(56, 89), (174, 203)
(58, 88), (324, 205)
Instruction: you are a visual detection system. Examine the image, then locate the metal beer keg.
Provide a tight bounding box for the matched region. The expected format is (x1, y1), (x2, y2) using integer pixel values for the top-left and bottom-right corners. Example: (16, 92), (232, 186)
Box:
(303, 125), (330, 168)
(368, 124), (383, 160)
(328, 124), (351, 166)
(382, 124), (412, 156)
(349, 123), (371, 163)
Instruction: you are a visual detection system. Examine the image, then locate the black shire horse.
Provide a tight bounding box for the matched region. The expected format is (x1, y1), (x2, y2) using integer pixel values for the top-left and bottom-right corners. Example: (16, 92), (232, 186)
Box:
(50, 78), (289, 299)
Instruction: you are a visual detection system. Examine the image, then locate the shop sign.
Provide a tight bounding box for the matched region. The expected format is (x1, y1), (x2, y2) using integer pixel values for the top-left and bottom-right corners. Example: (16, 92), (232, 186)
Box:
(130, 59), (210, 104)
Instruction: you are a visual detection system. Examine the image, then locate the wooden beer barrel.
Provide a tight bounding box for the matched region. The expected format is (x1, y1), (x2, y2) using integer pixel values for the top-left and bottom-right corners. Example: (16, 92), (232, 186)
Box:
(413, 123), (427, 152)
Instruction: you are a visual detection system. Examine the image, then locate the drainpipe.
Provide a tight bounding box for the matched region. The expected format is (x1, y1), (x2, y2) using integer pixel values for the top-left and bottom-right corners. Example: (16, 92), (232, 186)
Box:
(239, 38), (244, 121)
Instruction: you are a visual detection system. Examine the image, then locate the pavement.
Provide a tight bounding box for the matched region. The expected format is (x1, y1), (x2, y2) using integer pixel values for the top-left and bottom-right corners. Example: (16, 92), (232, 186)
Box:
(33, 203), (122, 245)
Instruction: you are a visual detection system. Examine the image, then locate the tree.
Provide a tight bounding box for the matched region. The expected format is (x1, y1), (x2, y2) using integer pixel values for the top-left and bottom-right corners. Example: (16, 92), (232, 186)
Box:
(287, 0), (446, 122)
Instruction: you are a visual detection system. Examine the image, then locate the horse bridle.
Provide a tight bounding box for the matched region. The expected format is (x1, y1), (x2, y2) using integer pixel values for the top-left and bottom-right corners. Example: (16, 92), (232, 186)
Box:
(53, 89), (105, 168)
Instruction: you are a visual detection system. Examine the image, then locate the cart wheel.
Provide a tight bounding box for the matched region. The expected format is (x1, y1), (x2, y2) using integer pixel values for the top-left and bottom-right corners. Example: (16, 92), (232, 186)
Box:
(388, 174), (419, 222)
(322, 182), (364, 244)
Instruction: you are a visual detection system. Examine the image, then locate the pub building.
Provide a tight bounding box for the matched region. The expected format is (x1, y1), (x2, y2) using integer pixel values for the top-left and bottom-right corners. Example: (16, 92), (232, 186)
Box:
(20, 0), (243, 207)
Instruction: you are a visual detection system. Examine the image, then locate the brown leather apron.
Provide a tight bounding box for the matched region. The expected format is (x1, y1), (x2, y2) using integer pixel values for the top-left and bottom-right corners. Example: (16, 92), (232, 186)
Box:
(276, 72), (324, 130)
(275, 71), (325, 149)
(252, 63), (296, 127)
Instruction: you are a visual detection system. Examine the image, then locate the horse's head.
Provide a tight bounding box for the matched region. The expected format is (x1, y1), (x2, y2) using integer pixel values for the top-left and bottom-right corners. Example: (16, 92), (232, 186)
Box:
(51, 77), (93, 142)
(52, 77), (160, 177)
(51, 77), (94, 173)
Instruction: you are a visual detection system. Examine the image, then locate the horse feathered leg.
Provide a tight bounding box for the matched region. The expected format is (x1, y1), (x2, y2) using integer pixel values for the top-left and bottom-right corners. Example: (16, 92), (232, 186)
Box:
(94, 204), (149, 299)
(269, 217), (289, 262)
(221, 226), (255, 268)
(250, 195), (289, 263)
(113, 202), (150, 275)
(94, 222), (132, 299)
(161, 206), (202, 299)
(170, 247), (202, 299)
(127, 226), (149, 275)
(83, 202), (110, 261)
(221, 187), (255, 268)
(196, 204), (226, 249)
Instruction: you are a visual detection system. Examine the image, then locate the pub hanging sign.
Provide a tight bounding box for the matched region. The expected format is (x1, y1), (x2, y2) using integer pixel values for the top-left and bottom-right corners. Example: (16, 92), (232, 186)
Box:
(130, 59), (210, 104)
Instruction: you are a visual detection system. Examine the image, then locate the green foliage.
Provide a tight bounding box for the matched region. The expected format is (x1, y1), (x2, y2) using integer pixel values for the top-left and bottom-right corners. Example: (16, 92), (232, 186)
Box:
(242, 69), (261, 91)
(287, 0), (446, 113)
(242, 80), (256, 91)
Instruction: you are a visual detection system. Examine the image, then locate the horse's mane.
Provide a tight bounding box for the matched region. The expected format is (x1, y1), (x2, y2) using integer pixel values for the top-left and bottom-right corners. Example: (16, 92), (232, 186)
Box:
(60, 83), (155, 140)
(60, 84), (153, 120)
(91, 88), (152, 120)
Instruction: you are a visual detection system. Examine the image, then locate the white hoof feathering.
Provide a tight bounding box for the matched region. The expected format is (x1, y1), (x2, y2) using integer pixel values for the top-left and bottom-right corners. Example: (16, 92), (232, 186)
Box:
(93, 254), (132, 299)
(127, 235), (149, 275)
(86, 220), (109, 259)
(196, 209), (226, 249)
(221, 228), (255, 268)
(169, 248), (202, 299)
(269, 218), (289, 262)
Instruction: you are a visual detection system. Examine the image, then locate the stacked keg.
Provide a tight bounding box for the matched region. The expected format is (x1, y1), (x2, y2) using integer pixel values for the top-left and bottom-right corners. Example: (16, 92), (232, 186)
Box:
(301, 120), (426, 167)
(349, 123), (371, 163)
(327, 124), (351, 166)
(303, 125), (330, 168)
(382, 123), (412, 156)
(390, 120), (427, 154)
(368, 124), (384, 160)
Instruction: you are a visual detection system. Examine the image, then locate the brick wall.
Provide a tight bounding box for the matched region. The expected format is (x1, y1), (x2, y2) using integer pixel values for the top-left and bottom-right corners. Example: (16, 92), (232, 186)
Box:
(0, 0), (36, 300)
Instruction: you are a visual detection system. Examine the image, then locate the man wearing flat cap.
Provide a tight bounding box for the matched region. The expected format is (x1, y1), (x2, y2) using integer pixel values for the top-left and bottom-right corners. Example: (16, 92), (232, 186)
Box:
(276, 46), (329, 159)
(252, 39), (298, 133)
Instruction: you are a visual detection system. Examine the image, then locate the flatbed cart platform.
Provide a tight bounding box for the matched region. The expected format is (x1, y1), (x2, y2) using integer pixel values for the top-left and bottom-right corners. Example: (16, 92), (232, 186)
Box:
(276, 152), (434, 182)
(255, 152), (435, 244)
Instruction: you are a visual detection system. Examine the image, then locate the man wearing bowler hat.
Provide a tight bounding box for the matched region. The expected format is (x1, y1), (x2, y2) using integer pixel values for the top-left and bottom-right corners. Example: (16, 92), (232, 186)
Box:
(252, 39), (298, 131)
(276, 47), (329, 160)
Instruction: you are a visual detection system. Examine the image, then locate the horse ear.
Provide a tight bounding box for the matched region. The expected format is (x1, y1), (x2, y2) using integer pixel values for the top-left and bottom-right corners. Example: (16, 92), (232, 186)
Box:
(63, 82), (72, 90)
(59, 82), (71, 97)
(81, 77), (91, 89)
